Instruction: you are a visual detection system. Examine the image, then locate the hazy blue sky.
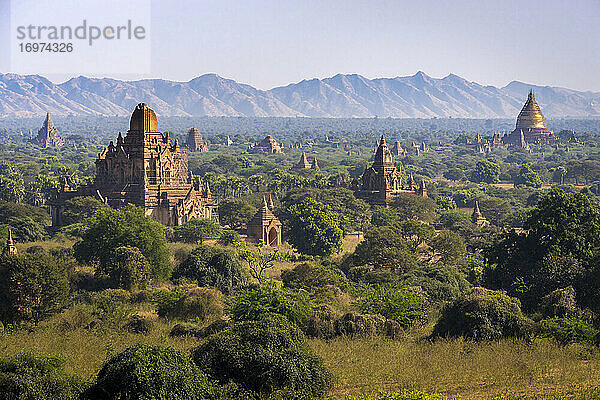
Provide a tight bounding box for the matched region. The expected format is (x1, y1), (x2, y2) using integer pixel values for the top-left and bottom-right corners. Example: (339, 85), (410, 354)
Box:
(1, 0), (599, 91)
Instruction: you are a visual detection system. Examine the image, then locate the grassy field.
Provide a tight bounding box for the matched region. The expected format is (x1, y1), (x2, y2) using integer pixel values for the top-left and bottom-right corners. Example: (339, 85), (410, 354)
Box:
(311, 337), (600, 399)
(2, 315), (599, 399)
(6, 237), (600, 399)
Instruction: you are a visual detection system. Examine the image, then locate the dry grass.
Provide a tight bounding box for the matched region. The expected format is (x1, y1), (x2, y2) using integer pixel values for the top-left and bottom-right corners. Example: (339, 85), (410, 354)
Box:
(2, 307), (600, 399)
(0, 320), (198, 379)
(311, 336), (600, 400)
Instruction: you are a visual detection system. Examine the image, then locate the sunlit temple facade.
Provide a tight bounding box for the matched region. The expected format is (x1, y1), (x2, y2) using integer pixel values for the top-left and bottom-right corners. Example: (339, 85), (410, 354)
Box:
(50, 103), (215, 227)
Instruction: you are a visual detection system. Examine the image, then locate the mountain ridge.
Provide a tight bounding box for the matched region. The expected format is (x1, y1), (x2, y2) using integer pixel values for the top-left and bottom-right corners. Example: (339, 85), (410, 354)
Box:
(1, 71), (599, 118)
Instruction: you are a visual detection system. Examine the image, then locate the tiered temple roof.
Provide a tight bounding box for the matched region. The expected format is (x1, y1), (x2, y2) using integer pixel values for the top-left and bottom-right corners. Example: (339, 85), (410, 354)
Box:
(29, 113), (64, 148)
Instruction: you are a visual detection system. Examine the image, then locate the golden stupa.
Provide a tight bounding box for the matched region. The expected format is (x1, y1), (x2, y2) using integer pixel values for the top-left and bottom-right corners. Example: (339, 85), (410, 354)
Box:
(515, 90), (547, 130)
(502, 89), (556, 147)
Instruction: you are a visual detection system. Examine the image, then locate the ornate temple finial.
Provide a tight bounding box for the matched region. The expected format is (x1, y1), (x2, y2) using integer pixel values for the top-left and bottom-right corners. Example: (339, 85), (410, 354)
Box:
(268, 194), (274, 210)
(380, 134), (386, 145)
(262, 195), (268, 208)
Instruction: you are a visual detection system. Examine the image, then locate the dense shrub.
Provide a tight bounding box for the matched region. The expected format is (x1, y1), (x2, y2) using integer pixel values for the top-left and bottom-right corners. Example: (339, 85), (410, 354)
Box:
(0, 352), (86, 400)
(431, 287), (533, 341)
(170, 322), (204, 338)
(401, 266), (471, 304)
(172, 245), (247, 294)
(303, 308), (403, 339)
(156, 286), (224, 322)
(74, 205), (172, 281)
(538, 286), (578, 318)
(173, 218), (223, 244)
(536, 317), (598, 345)
(229, 281), (312, 326)
(192, 314), (332, 399)
(348, 226), (420, 272)
(0, 253), (70, 324)
(355, 284), (427, 328)
(170, 320), (230, 339)
(109, 246), (151, 290)
(334, 312), (403, 338)
(281, 262), (347, 292)
(83, 345), (222, 400)
(124, 313), (156, 334)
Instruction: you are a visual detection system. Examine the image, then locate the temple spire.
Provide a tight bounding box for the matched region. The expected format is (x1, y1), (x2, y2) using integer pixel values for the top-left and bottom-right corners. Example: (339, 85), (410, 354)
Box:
(3, 228), (17, 256)
(268, 194), (274, 210)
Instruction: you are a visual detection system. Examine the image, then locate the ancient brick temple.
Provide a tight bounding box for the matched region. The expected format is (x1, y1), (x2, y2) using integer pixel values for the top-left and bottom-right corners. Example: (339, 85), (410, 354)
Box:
(186, 128), (209, 152)
(29, 113), (64, 148)
(248, 135), (283, 154)
(502, 90), (557, 146)
(247, 196), (282, 246)
(50, 103), (215, 227)
(354, 135), (427, 205)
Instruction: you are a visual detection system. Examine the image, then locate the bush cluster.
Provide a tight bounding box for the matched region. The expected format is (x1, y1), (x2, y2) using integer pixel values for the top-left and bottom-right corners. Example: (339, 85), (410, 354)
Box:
(432, 287), (533, 341)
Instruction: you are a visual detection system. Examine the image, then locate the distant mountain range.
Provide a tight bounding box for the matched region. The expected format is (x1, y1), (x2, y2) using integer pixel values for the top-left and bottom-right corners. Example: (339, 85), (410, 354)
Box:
(1, 71), (599, 119)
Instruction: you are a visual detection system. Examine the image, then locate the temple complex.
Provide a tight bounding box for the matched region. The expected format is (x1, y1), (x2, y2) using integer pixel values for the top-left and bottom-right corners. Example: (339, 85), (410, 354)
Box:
(29, 113), (64, 148)
(503, 90), (556, 146)
(248, 135), (283, 154)
(186, 128), (209, 152)
(247, 196), (282, 246)
(354, 135), (427, 205)
(50, 103), (215, 228)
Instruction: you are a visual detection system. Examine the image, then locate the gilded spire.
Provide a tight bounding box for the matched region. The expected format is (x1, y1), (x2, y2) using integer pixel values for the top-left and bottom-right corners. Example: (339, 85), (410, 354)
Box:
(515, 89), (546, 130)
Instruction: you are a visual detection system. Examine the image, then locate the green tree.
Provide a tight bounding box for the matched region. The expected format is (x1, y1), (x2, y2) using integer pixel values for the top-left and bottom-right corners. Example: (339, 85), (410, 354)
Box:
(471, 160), (500, 184)
(0, 253), (70, 324)
(173, 218), (223, 244)
(356, 285), (427, 327)
(172, 245), (247, 294)
(514, 164), (542, 188)
(229, 281), (313, 326)
(286, 198), (343, 256)
(436, 196), (456, 211)
(217, 198), (257, 229)
(350, 226), (419, 272)
(74, 205), (172, 281)
(239, 247), (281, 281)
(61, 196), (109, 226)
(282, 187), (371, 233)
(389, 193), (437, 222)
(443, 168), (465, 181)
(110, 246), (151, 291)
(429, 230), (467, 266)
